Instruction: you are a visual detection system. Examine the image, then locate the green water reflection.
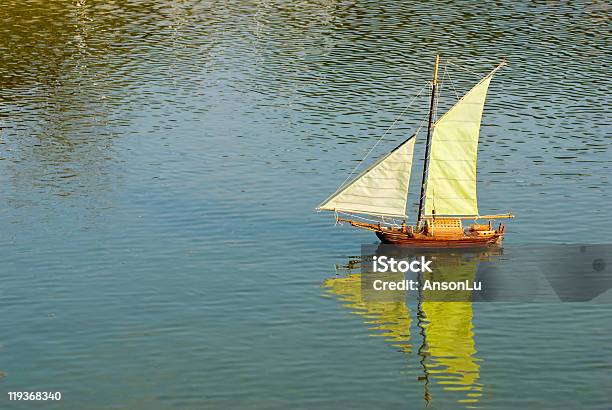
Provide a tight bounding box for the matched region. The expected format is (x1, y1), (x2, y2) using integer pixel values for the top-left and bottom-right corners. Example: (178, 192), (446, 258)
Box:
(324, 249), (502, 407)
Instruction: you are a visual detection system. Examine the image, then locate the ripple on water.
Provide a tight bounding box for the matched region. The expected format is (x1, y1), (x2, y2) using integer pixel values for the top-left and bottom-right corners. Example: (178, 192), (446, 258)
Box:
(0, 1), (610, 409)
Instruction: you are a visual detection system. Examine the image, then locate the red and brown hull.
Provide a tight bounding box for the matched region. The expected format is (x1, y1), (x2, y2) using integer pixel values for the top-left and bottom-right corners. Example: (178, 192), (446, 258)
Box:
(336, 217), (505, 249)
(376, 230), (503, 248)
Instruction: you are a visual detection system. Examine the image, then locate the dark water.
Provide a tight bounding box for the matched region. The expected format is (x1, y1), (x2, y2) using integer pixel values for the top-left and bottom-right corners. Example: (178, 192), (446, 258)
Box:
(1, 1), (610, 409)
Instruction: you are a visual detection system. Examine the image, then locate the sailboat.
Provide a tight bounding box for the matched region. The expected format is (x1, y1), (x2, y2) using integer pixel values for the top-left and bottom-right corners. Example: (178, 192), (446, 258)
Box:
(316, 55), (513, 247)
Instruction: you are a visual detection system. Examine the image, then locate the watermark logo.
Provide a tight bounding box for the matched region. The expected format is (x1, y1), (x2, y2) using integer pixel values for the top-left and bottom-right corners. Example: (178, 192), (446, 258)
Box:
(358, 244), (612, 303)
(372, 256), (432, 273)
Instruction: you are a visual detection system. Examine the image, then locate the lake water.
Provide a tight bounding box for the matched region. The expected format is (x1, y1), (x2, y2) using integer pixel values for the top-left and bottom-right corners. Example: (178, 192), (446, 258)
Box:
(1, 1), (610, 409)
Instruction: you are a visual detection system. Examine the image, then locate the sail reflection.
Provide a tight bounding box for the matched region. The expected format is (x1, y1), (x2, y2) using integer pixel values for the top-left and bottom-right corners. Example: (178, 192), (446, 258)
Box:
(418, 251), (486, 406)
(323, 247), (501, 407)
(323, 260), (412, 353)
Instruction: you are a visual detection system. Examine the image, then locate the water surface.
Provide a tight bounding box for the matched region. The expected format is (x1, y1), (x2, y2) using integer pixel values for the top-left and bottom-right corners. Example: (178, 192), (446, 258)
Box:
(1, 1), (610, 409)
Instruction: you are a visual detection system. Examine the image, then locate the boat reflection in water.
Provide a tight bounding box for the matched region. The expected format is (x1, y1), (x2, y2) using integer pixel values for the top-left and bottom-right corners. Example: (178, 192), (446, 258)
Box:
(322, 246), (502, 407)
(324, 256), (414, 354)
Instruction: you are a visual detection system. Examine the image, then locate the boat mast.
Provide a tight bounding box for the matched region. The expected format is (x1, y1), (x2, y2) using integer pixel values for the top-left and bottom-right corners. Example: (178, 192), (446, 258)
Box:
(416, 54), (440, 229)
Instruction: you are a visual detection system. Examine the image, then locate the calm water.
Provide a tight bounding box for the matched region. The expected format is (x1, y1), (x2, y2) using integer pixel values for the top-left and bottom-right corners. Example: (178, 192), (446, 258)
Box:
(1, 1), (611, 409)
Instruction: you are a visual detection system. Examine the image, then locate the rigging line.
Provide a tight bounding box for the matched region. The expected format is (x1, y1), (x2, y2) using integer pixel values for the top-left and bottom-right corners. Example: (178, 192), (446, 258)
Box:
(447, 56), (498, 63)
(337, 211), (405, 227)
(445, 69), (460, 101)
(332, 82), (428, 193)
(446, 60), (482, 77)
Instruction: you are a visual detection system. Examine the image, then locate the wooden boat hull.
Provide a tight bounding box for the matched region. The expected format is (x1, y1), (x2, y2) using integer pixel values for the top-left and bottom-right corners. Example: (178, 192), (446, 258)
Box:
(376, 230), (503, 248)
(336, 217), (506, 249)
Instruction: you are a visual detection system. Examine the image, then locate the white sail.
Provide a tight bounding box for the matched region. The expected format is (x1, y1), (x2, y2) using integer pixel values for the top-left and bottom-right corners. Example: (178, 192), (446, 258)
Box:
(317, 136), (416, 217)
(424, 76), (492, 216)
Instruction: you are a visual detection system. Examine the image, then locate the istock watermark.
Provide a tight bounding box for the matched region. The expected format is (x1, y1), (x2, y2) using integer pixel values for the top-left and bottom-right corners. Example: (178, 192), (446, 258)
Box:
(372, 256), (432, 273)
(357, 244), (612, 303)
(371, 278), (481, 291)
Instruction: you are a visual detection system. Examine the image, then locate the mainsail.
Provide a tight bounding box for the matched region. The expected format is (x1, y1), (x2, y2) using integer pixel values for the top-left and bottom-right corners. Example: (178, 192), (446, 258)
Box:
(317, 135), (416, 217)
(424, 76), (492, 217)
